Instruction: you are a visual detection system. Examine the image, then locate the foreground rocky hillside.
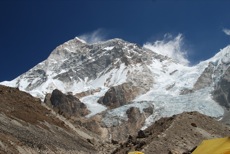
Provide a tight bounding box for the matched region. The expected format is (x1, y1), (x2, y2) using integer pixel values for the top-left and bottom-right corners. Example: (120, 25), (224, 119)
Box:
(113, 112), (230, 154)
(0, 85), (118, 154)
(1, 85), (230, 154)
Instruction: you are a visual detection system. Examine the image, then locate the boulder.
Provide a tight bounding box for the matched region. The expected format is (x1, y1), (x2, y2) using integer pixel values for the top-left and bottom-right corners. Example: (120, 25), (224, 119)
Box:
(98, 83), (142, 109)
(45, 89), (90, 118)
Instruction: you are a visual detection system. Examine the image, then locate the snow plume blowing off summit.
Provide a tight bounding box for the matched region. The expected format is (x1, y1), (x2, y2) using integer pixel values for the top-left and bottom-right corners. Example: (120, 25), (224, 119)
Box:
(78, 31), (191, 66)
(78, 29), (107, 44)
(143, 34), (190, 66)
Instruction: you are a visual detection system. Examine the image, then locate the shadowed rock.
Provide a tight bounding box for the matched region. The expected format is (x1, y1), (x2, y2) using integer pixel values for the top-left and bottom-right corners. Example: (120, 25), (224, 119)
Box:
(98, 82), (149, 109)
(193, 63), (214, 90)
(45, 89), (90, 118)
(212, 67), (230, 108)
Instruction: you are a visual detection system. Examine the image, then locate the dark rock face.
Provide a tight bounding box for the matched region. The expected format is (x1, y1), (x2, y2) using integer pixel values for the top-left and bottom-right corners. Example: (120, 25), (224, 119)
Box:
(212, 67), (230, 109)
(52, 39), (154, 83)
(180, 88), (194, 95)
(98, 83), (141, 109)
(44, 93), (52, 107)
(45, 89), (90, 118)
(193, 63), (214, 90)
(126, 107), (142, 122)
(25, 69), (47, 91)
(75, 88), (101, 98)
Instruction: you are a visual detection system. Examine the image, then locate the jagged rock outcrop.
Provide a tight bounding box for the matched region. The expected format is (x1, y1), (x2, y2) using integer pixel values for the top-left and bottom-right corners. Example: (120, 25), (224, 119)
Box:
(98, 65), (154, 109)
(98, 83), (139, 108)
(193, 63), (214, 90)
(25, 69), (47, 91)
(44, 89), (90, 118)
(212, 67), (230, 108)
(75, 88), (101, 98)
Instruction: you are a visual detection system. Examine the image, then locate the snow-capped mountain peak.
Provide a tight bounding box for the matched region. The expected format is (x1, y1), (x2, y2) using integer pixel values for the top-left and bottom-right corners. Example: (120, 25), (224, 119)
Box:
(1, 37), (229, 129)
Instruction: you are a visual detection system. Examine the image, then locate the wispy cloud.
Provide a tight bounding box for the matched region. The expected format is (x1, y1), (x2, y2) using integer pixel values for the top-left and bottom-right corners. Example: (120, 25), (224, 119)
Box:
(78, 29), (107, 44)
(223, 28), (230, 36)
(143, 33), (190, 65)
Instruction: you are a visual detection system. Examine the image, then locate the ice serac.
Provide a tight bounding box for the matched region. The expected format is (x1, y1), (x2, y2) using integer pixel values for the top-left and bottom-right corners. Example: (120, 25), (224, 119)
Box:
(1, 37), (229, 129)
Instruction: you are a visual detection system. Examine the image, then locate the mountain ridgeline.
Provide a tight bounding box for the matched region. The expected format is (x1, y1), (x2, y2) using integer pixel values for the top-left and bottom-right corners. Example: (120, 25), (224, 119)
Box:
(0, 37), (230, 153)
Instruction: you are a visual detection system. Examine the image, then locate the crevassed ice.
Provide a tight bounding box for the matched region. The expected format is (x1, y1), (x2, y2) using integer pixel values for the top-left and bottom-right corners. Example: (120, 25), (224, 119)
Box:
(140, 87), (224, 129)
(80, 87), (108, 118)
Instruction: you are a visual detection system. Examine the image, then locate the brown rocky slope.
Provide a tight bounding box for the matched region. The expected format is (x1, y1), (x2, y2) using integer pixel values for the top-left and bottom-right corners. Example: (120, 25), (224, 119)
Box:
(113, 112), (230, 154)
(1, 85), (230, 154)
(0, 85), (99, 154)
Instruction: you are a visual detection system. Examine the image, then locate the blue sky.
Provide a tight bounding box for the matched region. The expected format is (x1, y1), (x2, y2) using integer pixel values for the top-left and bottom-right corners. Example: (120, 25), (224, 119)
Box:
(0, 0), (230, 81)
